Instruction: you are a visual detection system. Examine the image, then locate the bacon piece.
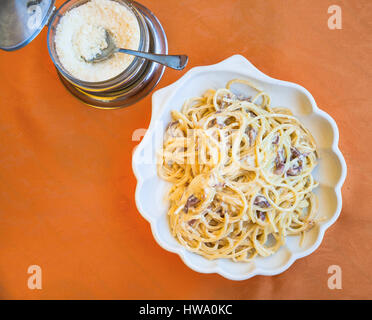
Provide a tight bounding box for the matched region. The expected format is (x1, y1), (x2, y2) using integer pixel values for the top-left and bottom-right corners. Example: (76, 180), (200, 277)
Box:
(254, 195), (271, 208)
(287, 147), (306, 176)
(257, 211), (266, 221)
(183, 195), (200, 213)
(245, 125), (257, 146)
(274, 149), (286, 175)
(216, 207), (224, 218)
(208, 118), (217, 128)
(290, 147), (302, 160)
(218, 93), (235, 109)
(188, 219), (197, 226)
(290, 147), (310, 159)
(165, 120), (180, 137)
(248, 111), (257, 118)
(274, 163), (285, 175)
(286, 162), (303, 176)
(272, 134), (279, 145)
(166, 120), (179, 130)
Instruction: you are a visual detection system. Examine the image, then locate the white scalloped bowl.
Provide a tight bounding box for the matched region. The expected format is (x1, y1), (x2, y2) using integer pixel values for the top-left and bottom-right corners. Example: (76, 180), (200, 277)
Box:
(132, 55), (347, 280)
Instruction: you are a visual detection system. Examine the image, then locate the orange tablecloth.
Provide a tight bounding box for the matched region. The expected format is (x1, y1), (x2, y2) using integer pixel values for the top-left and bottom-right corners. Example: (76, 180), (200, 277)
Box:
(0, 0), (371, 299)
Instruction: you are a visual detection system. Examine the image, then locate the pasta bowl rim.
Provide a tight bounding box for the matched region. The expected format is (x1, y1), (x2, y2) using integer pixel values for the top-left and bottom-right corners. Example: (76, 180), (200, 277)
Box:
(132, 54), (347, 280)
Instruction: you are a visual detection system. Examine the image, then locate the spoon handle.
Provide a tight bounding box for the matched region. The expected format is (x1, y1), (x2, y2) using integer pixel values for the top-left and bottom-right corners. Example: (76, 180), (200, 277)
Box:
(117, 48), (188, 70)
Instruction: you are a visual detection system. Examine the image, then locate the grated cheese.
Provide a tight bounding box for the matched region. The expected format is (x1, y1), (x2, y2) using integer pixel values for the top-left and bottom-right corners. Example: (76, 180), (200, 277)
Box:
(72, 24), (108, 62)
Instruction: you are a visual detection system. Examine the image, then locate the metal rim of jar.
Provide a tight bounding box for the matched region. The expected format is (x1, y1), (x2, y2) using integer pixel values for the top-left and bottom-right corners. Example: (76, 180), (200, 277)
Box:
(47, 0), (150, 92)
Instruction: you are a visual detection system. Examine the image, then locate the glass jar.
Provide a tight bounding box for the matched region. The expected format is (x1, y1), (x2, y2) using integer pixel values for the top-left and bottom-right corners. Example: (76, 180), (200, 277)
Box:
(0, 0), (168, 109)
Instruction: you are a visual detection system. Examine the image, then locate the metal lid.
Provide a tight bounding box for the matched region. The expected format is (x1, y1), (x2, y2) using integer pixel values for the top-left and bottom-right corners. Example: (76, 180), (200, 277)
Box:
(0, 0), (55, 51)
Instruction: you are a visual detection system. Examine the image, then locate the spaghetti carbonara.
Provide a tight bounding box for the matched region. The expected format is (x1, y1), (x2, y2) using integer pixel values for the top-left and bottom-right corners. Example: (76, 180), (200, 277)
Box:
(158, 79), (318, 262)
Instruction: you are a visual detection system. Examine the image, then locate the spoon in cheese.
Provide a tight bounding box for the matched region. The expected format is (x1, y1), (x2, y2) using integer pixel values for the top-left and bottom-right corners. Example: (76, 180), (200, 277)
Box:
(83, 29), (188, 70)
